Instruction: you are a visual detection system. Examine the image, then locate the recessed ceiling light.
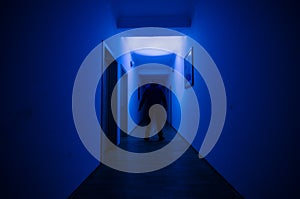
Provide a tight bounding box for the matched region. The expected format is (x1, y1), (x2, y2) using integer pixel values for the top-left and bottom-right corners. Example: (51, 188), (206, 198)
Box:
(133, 49), (172, 56)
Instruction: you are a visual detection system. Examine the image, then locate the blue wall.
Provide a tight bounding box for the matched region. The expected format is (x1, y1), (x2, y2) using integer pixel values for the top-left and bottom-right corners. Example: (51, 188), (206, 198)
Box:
(1, 0), (298, 198)
(184, 0), (299, 198)
(1, 1), (118, 198)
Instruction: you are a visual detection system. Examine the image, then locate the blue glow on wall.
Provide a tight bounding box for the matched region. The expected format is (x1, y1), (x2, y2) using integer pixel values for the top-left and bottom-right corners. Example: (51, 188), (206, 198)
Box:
(2, 0), (298, 198)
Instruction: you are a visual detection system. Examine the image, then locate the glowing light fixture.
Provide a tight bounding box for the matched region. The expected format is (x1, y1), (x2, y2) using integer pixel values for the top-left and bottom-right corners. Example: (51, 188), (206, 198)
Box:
(122, 36), (185, 56)
(133, 48), (172, 56)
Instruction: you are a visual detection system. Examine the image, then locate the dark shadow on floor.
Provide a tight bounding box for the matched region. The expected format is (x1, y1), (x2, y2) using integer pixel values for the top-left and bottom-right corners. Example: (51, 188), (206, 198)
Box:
(69, 124), (243, 199)
(118, 124), (176, 153)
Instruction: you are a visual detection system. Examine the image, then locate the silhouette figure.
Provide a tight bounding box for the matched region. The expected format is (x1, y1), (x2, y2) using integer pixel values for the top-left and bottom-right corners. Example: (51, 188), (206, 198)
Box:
(138, 84), (167, 141)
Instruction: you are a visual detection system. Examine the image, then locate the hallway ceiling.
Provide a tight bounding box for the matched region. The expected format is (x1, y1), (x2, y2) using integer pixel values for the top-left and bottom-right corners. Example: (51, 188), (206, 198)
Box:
(110, 0), (199, 28)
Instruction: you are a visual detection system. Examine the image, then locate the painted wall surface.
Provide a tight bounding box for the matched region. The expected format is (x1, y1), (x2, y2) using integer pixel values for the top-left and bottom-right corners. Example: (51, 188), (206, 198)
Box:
(183, 0), (299, 198)
(1, 1), (118, 198)
(1, 0), (298, 199)
(169, 53), (210, 151)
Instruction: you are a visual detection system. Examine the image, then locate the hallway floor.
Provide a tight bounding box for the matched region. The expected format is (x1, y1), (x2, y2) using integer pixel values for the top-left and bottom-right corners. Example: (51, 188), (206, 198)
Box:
(69, 125), (243, 199)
